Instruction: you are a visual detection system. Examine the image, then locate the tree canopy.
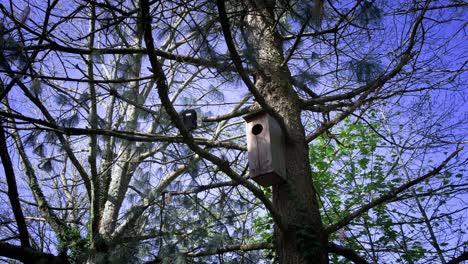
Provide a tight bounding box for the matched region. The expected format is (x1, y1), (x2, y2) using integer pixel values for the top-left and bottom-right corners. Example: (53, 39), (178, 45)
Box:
(0, 0), (467, 263)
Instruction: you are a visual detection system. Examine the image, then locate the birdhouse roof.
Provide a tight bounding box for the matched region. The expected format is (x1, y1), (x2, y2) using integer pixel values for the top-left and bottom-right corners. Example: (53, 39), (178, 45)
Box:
(242, 110), (266, 122)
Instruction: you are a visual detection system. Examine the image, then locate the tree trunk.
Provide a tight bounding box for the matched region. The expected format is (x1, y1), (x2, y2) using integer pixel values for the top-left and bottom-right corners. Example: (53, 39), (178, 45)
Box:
(90, 8), (144, 262)
(241, 1), (327, 263)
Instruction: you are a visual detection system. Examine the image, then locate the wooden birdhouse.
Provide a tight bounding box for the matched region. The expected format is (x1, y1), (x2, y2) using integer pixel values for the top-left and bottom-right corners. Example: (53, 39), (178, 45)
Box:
(243, 111), (286, 186)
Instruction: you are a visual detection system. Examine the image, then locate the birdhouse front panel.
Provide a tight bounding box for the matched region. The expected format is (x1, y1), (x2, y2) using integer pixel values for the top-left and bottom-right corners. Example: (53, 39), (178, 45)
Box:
(244, 112), (286, 187)
(246, 115), (272, 176)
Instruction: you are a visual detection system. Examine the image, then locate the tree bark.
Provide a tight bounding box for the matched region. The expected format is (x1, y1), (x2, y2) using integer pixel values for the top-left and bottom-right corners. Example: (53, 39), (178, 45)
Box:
(239, 1), (327, 263)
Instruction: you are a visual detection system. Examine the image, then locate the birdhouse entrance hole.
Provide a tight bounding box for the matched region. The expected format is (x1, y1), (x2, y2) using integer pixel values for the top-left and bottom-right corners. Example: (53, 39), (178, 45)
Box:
(252, 124), (263, 135)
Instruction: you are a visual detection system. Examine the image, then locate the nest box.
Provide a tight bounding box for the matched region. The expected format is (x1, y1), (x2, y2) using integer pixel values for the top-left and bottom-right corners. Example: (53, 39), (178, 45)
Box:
(180, 109), (197, 130)
(243, 111), (286, 186)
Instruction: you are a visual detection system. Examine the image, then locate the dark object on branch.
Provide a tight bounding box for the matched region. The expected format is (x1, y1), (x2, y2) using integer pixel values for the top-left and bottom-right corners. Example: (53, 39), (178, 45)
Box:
(180, 109), (197, 131)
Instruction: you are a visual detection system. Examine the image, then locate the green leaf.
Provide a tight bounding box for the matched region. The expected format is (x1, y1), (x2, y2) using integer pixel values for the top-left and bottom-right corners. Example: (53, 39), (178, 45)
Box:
(358, 157), (370, 169)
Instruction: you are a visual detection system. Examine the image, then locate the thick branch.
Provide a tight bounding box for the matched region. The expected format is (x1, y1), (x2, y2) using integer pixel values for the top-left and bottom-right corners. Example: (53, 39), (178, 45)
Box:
(327, 242), (370, 264)
(145, 242), (273, 263)
(87, 1), (102, 252)
(0, 241), (68, 264)
(0, 110), (246, 150)
(447, 251), (468, 264)
(189, 242), (274, 257)
(8, 117), (70, 247)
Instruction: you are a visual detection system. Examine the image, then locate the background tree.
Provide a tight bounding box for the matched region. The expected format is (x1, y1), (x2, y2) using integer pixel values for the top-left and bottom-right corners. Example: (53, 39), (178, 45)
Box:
(0, 0), (466, 263)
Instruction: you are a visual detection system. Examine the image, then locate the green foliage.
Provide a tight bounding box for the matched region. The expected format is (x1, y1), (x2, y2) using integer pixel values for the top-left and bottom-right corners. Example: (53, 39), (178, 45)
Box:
(253, 214), (273, 243)
(253, 214), (276, 262)
(310, 117), (402, 253)
(58, 226), (88, 262)
(310, 117), (389, 224)
(309, 114), (465, 263)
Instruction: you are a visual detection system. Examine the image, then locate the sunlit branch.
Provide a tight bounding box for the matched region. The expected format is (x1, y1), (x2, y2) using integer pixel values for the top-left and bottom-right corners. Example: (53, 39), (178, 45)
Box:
(189, 242), (274, 257)
(86, 1), (103, 252)
(7, 113), (72, 253)
(145, 242), (274, 263)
